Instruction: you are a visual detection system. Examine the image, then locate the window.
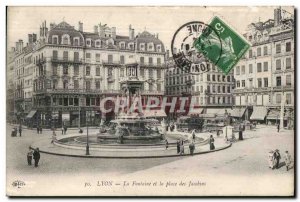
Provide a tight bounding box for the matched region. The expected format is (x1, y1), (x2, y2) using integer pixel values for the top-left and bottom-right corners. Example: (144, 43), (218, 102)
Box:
(227, 76), (230, 82)
(62, 36), (69, 45)
(212, 75), (215, 81)
(157, 58), (161, 65)
(242, 80), (245, 87)
(149, 57), (153, 65)
(249, 64), (253, 73)
(86, 53), (91, 60)
(108, 55), (113, 63)
(257, 63), (262, 72)
(86, 66), (90, 76)
(86, 40), (91, 46)
(53, 37), (58, 44)
(140, 57), (144, 64)
(149, 69), (153, 78)
(63, 80), (68, 89)
(286, 93), (292, 104)
(217, 86), (220, 93)
(120, 43), (125, 49)
(96, 54), (100, 62)
(64, 98), (68, 106)
(249, 49), (253, 58)
(241, 65), (245, 74)
(227, 86), (230, 93)
(276, 76), (281, 87)
(63, 51), (68, 61)
(74, 52), (79, 62)
(257, 47), (261, 56)
(263, 62), (268, 72)
(52, 50), (58, 60)
(286, 58), (291, 69)
(52, 64), (58, 75)
(286, 42), (291, 52)
(74, 65), (79, 75)
(257, 78), (262, 88)
(96, 66), (100, 76)
(249, 78), (253, 88)
(207, 74), (210, 81)
(69, 98), (73, 106)
(120, 55), (125, 64)
(96, 41), (101, 47)
(276, 94), (281, 104)
(263, 46), (268, 55)
(276, 44), (281, 54)
(264, 78), (268, 87)
(140, 68), (144, 77)
(74, 80), (79, 89)
(236, 81), (240, 88)
(95, 81), (100, 89)
(286, 75), (292, 86)
(86, 81), (91, 90)
(63, 65), (68, 75)
(236, 66), (240, 75)
(74, 38), (79, 46)
(276, 59), (281, 70)
(157, 69), (161, 78)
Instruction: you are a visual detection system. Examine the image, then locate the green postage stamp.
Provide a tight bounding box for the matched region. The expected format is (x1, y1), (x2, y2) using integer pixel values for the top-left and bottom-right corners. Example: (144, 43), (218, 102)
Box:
(194, 16), (250, 75)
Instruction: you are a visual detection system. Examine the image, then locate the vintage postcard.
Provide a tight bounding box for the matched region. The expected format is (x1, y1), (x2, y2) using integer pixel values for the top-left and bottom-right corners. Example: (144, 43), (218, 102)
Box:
(6, 6), (295, 196)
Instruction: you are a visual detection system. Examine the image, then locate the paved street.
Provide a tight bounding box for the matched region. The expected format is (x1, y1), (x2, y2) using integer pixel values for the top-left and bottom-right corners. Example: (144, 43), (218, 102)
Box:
(6, 124), (294, 196)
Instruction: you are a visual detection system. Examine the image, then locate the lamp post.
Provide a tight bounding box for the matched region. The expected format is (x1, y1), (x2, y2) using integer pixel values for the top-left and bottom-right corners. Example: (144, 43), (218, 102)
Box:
(86, 110), (90, 155)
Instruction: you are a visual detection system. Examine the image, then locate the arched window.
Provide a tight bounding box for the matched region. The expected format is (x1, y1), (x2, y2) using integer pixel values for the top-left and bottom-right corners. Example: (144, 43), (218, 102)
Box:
(62, 34), (70, 45)
(74, 38), (79, 46)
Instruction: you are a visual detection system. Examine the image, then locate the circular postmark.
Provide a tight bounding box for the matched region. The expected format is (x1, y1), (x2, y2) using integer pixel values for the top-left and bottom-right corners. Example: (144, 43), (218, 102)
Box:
(171, 21), (223, 75)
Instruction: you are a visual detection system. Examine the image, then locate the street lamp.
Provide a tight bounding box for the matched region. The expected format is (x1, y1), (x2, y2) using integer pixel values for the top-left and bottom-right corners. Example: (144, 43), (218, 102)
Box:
(86, 110), (90, 155)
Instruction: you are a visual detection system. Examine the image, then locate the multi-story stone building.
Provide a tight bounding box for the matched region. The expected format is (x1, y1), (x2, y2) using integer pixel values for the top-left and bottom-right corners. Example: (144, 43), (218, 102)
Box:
(13, 20), (166, 128)
(165, 52), (235, 118)
(6, 48), (15, 122)
(233, 7), (294, 128)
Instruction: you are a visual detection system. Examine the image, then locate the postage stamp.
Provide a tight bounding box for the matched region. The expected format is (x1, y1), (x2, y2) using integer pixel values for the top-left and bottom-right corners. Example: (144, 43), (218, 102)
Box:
(171, 21), (222, 75)
(194, 16), (250, 75)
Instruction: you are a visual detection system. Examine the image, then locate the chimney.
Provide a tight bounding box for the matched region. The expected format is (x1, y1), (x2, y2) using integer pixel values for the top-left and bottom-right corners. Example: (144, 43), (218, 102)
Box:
(15, 42), (19, 53)
(50, 23), (55, 30)
(94, 25), (98, 34)
(19, 39), (23, 52)
(28, 34), (33, 44)
(111, 27), (116, 39)
(129, 24), (135, 40)
(99, 24), (105, 38)
(274, 7), (282, 26)
(78, 21), (83, 32)
(32, 33), (37, 42)
(40, 26), (42, 37)
(156, 33), (159, 39)
(166, 50), (170, 59)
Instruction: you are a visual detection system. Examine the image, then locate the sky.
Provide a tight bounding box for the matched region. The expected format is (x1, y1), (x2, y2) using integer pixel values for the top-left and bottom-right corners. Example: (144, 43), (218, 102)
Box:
(7, 6), (294, 51)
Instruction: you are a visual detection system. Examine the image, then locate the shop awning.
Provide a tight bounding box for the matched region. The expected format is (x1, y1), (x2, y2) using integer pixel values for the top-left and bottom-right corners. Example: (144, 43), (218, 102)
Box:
(206, 108), (221, 115)
(229, 108), (246, 118)
(143, 109), (166, 117)
(26, 110), (36, 119)
(266, 109), (288, 120)
(250, 106), (267, 120)
(188, 108), (204, 116)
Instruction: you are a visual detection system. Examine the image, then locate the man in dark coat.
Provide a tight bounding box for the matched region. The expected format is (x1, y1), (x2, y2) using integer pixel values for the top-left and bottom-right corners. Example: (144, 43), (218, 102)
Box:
(238, 125), (243, 140)
(176, 140), (180, 154)
(274, 149), (281, 169)
(18, 125), (22, 137)
(277, 123), (280, 132)
(33, 148), (41, 167)
(189, 142), (195, 155)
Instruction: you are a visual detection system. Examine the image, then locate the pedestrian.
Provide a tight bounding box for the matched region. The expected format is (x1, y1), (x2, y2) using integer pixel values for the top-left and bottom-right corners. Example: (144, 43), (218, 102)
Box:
(189, 141), (195, 155)
(18, 125), (22, 137)
(277, 123), (280, 132)
(51, 130), (57, 144)
(27, 147), (33, 165)
(238, 125), (243, 140)
(209, 135), (215, 150)
(284, 151), (292, 171)
(61, 126), (64, 135)
(192, 130), (196, 141)
(268, 150), (275, 169)
(33, 148), (41, 167)
(39, 126), (42, 134)
(180, 142), (184, 155)
(165, 139), (169, 150)
(64, 125), (67, 134)
(274, 149), (281, 169)
(176, 140), (180, 154)
(37, 126), (39, 134)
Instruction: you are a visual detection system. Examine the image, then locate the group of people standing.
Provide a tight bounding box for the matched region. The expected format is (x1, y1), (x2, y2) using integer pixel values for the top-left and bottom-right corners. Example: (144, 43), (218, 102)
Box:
(176, 140), (185, 155)
(27, 147), (41, 167)
(268, 149), (292, 171)
(36, 126), (43, 134)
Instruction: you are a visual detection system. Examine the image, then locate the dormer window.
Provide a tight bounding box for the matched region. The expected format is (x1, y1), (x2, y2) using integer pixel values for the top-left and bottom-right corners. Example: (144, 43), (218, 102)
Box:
(147, 43), (154, 51)
(140, 43), (145, 51)
(52, 35), (58, 44)
(128, 42), (134, 50)
(95, 40), (101, 48)
(120, 42), (125, 49)
(86, 39), (91, 47)
(73, 37), (80, 46)
(61, 34), (70, 45)
(156, 45), (161, 52)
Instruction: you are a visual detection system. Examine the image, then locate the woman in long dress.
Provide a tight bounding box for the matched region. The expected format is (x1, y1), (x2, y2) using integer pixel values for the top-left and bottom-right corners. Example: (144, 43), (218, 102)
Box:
(209, 135), (215, 150)
(268, 150), (275, 169)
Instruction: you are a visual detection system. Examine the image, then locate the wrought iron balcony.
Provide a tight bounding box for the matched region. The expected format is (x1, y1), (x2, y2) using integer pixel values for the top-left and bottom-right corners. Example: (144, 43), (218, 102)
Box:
(51, 57), (83, 64)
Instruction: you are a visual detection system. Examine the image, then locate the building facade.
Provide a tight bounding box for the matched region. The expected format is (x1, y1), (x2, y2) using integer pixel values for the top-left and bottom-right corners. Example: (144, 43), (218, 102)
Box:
(11, 21), (166, 128)
(233, 7), (294, 128)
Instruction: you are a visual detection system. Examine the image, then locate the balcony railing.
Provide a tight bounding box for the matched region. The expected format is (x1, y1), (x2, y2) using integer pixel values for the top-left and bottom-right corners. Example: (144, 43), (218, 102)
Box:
(102, 60), (122, 66)
(34, 88), (121, 95)
(51, 57), (83, 64)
